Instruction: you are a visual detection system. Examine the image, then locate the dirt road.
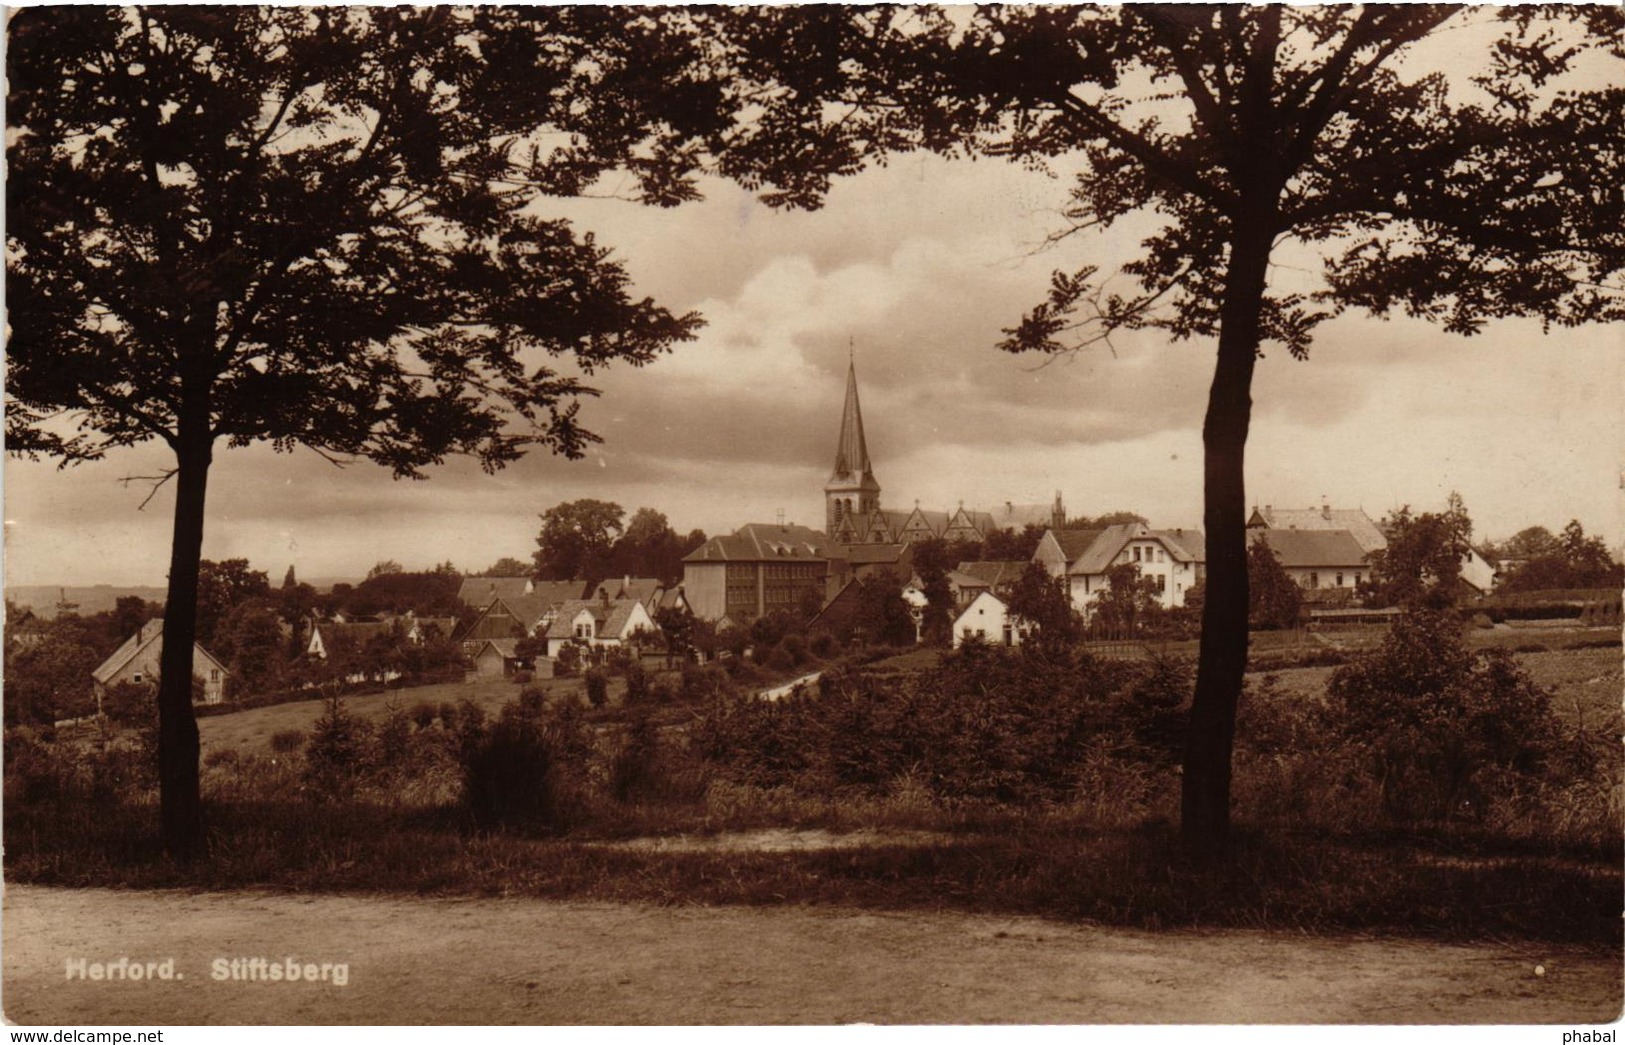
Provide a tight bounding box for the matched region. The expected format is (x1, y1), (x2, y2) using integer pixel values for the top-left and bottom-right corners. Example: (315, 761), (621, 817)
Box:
(4, 885), (1618, 1025)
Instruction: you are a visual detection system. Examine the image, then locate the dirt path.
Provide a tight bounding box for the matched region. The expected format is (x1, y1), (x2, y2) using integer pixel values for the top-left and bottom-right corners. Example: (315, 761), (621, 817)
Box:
(4, 886), (1618, 1025)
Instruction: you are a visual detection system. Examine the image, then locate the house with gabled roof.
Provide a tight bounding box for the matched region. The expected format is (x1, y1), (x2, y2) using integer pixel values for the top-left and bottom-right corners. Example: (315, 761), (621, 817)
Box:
(954, 560), (1030, 600)
(952, 592), (1025, 648)
(542, 597), (656, 659)
(1038, 523), (1206, 616)
(1246, 528), (1370, 591)
(456, 575), (535, 609)
(92, 619), (229, 706)
(1247, 503), (1387, 555)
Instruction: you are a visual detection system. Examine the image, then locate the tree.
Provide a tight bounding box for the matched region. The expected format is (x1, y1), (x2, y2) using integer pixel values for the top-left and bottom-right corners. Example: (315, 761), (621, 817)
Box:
(610, 507), (694, 585)
(981, 524), (1047, 562)
(365, 560), (405, 582)
(719, 6), (1622, 857)
(195, 559), (271, 648)
(213, 597), (288, 697)
(281, 565), (298, 591)
(1068, 510), (1148, 529)
(480, 557), (532, 579)
(852, 568), (916, 647)
(1246, 540), (1302, 631)
(1363, 494), (1474, 609)
(1091, 563), (1161, 639)
(1004, 561), (1080, 651)
(1497, 519), (1624, 592)
(533, 499), (626, 584)
(910, 537), (958, 645)
(5, 8), (812, 857)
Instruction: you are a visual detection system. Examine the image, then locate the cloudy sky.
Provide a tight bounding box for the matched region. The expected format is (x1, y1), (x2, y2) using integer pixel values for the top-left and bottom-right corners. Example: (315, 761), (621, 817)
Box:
(6, 114), (1622, 588)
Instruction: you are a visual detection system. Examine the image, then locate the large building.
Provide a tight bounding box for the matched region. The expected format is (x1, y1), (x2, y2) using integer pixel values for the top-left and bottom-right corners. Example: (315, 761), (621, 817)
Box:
(681, 522), (850, 623)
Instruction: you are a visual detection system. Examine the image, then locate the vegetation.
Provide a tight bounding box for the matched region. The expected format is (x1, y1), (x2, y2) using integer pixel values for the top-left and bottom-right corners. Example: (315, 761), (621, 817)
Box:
(1363, 494), (1475, 609)
(1246, 540), (1302, 631)
(1490, 521), (1624, 593)
(6, 6), (825, 858)
(6, 612), (1617, 945)
(711, 5), (1624, 859)
(533, 500), (707, 587)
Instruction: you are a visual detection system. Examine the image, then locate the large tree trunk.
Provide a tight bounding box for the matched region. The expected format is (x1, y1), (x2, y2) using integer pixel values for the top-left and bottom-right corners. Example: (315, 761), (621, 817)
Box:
(1180, 218), (1273, 862)
(156, 433), (212, 861)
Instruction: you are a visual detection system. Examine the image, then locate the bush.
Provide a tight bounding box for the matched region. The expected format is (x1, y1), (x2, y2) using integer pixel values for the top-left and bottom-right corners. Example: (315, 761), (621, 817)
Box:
(517, 685), (548, 714)
(809, 632), (839, 659)
(459, 703), (564, 832)
(623, 659), (650, 706)
(511, 670), (534, 685)
(553, 643), (580, 678)
(302, 696), (374, 803)
(409, 701), (438, 730)
(1326, 607), (1567, 824)
(583, 668), (608, 708)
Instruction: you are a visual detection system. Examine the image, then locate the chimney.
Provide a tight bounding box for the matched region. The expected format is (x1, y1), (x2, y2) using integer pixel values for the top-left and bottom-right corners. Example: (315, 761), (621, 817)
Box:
(1321, 500), (1331, 521)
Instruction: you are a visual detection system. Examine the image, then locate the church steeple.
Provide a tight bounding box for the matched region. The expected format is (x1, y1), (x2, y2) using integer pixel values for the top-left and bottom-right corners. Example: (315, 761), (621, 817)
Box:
(824, 349), (881, 540)
(831, 356), (873, 481)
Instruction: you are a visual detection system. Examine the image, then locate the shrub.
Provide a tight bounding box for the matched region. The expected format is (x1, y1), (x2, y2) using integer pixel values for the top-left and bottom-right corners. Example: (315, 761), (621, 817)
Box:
(269, 729), (305, 755)
(623, 659), (650, 706)
(553, 643), (580, 678)
(517, 685), (548, 714)
(584, 668), (608, 708)
(302, 696), (374, 803)
(459, 703), (564, 832)
(809, 632), (839, 659)
(511, 670), (534, 685)
(409, 701), (438, 730)
(1326, 607), (1567, 824)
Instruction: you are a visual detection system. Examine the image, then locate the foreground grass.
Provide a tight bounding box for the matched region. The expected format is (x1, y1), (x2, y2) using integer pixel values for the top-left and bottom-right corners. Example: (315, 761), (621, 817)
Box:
(6, 796), (1618, 948)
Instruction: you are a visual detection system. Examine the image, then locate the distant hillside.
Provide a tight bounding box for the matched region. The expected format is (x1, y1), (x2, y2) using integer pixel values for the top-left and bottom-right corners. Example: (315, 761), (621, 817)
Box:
(7, 585), (169, 619)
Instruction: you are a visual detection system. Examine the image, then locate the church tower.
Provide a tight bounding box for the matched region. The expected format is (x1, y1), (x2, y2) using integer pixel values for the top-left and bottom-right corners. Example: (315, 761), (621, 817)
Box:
(824, 356), (881, 538)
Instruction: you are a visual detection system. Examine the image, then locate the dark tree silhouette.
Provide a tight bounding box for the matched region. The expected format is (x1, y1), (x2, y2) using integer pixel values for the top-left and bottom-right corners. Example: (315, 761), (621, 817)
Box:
(4, 8), (805, 858)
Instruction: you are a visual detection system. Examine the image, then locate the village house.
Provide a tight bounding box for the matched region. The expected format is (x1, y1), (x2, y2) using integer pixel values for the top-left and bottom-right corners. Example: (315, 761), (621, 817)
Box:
(1246, 528), (1370, 591)
(455, 574), (534, 608)
(951, 592), (1025, 648)
(1037, 523), (1206, 617)
(542, 597), (656, 659)
(92, 619), (229, 706)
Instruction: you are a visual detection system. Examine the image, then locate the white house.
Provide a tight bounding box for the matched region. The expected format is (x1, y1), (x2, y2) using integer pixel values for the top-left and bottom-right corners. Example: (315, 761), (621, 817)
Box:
(542, 598), (656, 659)
(952, 592), (1025, 648)
(1038, 523), (1206, 617)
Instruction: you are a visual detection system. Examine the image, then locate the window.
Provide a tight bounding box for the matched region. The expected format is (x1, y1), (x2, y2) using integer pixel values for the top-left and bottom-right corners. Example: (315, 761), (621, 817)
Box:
(1154, 574), (1166, 593)
(132, 672), (144, 684)
(1354, 572), (1362, 585)
(1308, 572), (1319, 589)
(575, 622), (594, 640)
(210, 669), (219, 682)
(1157, 549), (1166, 563)
(1335, 572), (1344, 587)
(1133, 547), (1142, 563)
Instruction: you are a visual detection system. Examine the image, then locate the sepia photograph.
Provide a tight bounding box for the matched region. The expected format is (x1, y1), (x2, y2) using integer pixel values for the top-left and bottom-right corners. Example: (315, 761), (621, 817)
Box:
(3, 3), (1622, 1029)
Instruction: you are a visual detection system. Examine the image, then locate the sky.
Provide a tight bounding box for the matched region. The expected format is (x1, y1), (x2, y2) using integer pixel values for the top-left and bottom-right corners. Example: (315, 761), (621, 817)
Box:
(5, 39), (1622, 589)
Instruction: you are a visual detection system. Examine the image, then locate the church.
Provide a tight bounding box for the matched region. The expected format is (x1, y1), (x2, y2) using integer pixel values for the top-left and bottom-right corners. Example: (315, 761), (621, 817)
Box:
(823, 358), (1064, 546)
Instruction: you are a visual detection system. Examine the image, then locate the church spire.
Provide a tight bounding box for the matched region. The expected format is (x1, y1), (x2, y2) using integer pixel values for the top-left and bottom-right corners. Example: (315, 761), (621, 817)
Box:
(831, 354), (872, 480)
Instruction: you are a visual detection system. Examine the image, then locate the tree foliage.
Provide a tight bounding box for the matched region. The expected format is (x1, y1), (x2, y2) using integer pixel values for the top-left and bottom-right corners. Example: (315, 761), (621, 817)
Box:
(533, 499), (625, 583)
(1246, 540), (1302, 631)
(720, 5), (1617, 857)
(5, 7), (823, 857)
(1494, 520), (1623, 592)
(1004, 561), (1080, 651)
(1363, 493), (1474, 609)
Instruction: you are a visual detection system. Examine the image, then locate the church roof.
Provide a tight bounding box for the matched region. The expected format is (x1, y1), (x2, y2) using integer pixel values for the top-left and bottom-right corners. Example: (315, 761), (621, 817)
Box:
(829, 359), (875, 483)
